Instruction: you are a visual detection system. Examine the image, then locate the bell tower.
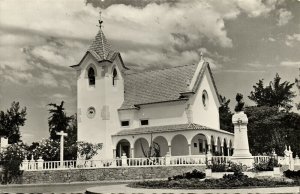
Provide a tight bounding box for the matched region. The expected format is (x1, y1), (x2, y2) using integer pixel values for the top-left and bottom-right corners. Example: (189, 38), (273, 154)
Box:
(71, 14), (128, 159)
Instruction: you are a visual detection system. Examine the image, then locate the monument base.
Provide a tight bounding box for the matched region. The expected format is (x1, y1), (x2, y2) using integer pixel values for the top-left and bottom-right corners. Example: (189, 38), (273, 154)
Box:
(230, 156), (254, 168)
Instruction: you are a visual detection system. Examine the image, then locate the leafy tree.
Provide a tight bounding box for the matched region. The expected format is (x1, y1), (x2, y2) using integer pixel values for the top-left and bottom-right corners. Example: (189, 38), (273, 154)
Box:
(77, 141), (103, 160)
(0, 102), (27, 144)
(28, 139), (60, 161)
(65, 114), (77, 146)
(219, 95), (233, 133)
(245, 106), (300, 157)
(248, 73), (296, 111)
(296, 77), (300, 110)
(48, 101), (72, 140)
(0, 142), (28, 183)
(245, 106), (284, 155)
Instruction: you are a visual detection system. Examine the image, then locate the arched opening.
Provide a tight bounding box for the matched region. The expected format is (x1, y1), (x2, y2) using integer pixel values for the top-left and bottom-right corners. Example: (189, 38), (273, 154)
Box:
(229, 140), (233, 156)
(134, 138), (149, 158)
(171, 134), (188, 156)
(216, 137), (221, 156)
(88, 67), (96, 86)
(223, 138), (228, 156)
(211, 135), (215, 154)
(116, 139), (130, 158)
(112, 68), (118, 86)
(153, 136), (168, 157)
(191, 134), (208, 155)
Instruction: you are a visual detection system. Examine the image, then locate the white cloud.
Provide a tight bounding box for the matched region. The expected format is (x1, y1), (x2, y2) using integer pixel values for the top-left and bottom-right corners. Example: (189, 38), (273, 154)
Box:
(247, 62), (263, 68)
(280, 61), (300, 67)
(277, 9), (293, 26)
(285, 33), (300, 47)
(268, 37), (276, 42)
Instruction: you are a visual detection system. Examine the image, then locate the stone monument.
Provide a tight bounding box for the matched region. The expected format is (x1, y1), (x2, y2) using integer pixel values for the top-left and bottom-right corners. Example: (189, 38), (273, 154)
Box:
(231, 93), (254, 167)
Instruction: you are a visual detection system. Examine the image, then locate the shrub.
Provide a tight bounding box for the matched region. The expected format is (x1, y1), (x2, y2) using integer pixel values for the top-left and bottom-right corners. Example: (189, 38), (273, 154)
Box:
(211, 163), (226, 172)
(254, 158), (280, 171)
(227, 162), (243, 173)
(168, 169), (205, 181)
(130, 171), (298, 189)
(284, 170), (300, 179)
(0, 143), (28, 184)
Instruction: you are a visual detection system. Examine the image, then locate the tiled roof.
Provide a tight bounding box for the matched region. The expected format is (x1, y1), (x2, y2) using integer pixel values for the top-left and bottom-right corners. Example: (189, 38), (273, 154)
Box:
(113, 124), (212, 136)
(120, 64), (198, 109)
(88, 28), (117, 61)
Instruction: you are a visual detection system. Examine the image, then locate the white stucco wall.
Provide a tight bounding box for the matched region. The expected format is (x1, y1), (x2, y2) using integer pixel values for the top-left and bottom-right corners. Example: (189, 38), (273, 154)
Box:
(190, 69), (220, 130)
(118, 102), (188, 131)
(77, 54), (125, 159)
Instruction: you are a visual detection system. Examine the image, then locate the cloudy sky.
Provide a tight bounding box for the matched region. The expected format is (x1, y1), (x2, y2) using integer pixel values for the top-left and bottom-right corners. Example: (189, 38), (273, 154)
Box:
(0, 0), (299, 144)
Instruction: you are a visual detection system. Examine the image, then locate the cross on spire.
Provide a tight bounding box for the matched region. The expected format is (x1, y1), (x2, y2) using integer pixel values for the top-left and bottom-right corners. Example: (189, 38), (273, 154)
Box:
(97, 11), (103, 28)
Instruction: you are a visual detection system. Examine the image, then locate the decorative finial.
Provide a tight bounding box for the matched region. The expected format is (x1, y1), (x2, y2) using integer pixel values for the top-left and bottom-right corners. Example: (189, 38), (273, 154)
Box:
(200, 51), (204, 61)
(97, 11), (103, 28)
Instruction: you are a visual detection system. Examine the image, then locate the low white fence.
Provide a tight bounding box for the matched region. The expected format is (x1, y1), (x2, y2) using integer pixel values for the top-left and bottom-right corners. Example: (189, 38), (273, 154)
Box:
(254, 156), (270, 164)
(21, 151), (299, 171)
(20, 154), (207, 171)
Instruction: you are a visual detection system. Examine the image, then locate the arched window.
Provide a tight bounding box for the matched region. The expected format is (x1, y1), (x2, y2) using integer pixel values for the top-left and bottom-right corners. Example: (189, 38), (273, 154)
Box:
(112, 68), (118, 86)
(88, 67), (95, 86)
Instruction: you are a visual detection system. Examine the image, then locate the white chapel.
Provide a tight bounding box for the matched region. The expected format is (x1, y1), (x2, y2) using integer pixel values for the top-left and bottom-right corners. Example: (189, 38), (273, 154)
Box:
(71, 21), (234, 160)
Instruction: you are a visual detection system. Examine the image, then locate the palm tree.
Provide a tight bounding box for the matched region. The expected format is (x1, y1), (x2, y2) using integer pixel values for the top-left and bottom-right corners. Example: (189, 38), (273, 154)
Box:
(48, 101), (72, 140)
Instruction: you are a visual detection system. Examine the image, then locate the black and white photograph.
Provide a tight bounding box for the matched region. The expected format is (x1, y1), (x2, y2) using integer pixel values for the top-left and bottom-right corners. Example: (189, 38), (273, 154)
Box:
(0, 0), (300, 193)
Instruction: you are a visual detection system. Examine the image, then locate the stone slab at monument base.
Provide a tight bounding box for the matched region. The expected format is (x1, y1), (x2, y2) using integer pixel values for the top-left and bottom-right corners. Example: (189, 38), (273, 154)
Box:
(230, 156), (254, 167)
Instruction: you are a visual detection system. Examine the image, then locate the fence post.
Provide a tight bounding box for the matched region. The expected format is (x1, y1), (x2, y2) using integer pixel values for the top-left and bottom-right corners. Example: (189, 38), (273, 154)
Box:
(206, 151), (212, 165)
(289, 146), (294, 170)
(21, 157), (29, 171)
(284, 145), (289, 165)
(29, 155), (35, 170)
(165, 152), (171, 166)
(37, 156), (44, 170)
(121, 153), (128, 167)
(295, 155), (299, 165)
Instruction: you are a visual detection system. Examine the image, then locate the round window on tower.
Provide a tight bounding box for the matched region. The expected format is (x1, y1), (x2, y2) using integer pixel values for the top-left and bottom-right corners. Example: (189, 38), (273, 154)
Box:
(202, 90), (209, 110)
(87, 107), (96, 119)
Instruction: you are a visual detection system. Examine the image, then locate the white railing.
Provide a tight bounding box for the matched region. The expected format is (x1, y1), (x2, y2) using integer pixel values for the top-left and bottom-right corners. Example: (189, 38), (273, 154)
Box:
(127, 157), (165, 166)
(212, 156), (231, 164)
(169, 155), (206, 165)
(21, 155), (207, 171)
(254, 156), (270, 164)
(21, 154), (280, 171)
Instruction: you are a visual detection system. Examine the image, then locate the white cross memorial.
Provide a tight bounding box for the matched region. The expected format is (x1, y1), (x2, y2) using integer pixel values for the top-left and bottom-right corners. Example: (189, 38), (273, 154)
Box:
(56, 130), (67, 168)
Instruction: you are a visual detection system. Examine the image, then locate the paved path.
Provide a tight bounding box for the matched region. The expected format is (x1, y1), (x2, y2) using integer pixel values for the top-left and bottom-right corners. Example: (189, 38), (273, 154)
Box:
(87, 184), (300, 194)
(0, 182), (121, 193)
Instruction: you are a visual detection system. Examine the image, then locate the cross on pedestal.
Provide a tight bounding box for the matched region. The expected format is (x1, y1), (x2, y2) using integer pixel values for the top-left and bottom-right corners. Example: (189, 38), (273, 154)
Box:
(56, 130), (67, 167)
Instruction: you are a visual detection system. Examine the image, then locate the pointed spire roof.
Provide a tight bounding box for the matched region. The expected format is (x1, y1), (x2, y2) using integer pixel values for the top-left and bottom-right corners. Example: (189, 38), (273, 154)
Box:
(88, 28), (115, 61)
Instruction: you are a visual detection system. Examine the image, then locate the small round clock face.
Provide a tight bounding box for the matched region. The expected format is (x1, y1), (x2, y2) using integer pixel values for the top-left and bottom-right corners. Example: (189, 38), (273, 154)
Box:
(87, 107), (96, 119)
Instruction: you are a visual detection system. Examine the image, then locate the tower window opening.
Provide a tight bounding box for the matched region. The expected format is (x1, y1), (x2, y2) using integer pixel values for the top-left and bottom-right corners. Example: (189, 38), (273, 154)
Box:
(113, 68), (118, 86)
(88, 67), (96, 86)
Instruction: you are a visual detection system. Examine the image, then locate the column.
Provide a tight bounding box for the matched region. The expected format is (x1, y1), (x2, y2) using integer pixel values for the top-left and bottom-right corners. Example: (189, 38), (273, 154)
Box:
(168, 145), (172, 155)
(221, 146), (224, 156)
(188, 144), (192, 155)
(207, 144), (211, 154)
(113, 149), (116, 158)
(206, 144), (212, 165)
(130, 148), (134, 158)
(214, 143), (218, 154)
(227, 148), (230, 156)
